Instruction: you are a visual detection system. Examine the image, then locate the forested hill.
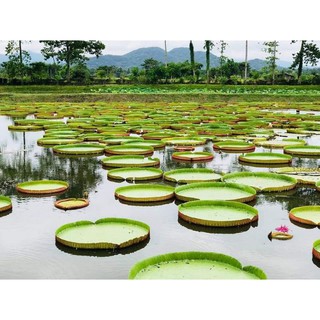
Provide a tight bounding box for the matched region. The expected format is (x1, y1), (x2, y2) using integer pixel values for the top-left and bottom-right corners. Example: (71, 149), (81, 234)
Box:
(86, 47), (292, 70)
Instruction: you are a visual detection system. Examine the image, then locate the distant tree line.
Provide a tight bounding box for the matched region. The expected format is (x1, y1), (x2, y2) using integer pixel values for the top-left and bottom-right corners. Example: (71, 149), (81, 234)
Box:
(1, 40), (320, 85)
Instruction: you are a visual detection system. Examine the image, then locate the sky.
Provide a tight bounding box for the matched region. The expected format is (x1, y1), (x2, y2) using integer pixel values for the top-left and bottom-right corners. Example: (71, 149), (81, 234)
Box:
(1, 40), (318, 63)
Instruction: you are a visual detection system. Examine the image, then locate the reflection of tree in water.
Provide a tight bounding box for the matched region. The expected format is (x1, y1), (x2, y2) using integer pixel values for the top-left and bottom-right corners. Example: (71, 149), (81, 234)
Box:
(0, 147), (103, 197)
(292, 157), (320, 168)
(257, 186), (320, 211)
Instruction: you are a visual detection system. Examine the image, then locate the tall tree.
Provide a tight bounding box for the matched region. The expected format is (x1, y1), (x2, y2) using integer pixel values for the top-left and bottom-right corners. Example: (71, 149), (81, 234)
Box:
(189, 40), (195, 82)
(3, 40), (30, 82)
(40, 40), (105, 82)
(263, 41), (279, 85)
(203, 40), (214, 84)
(217, 40), (228, 68)
(244, 40), (248, 83)
(290, 40), (320, 84)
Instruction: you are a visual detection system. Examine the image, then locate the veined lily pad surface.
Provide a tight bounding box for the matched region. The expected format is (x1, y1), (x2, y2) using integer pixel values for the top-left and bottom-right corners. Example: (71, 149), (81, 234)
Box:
(105, 145), (154, 155)
(101, 155), (160, 168)
(0, 195), (12, 212)
(16, 180), (69, 194)
(213, 141), (255, 151)
(115, 184), (175, 202)
(222, 172), (297, 192)
(129, 251), (266, 279)
(178, 200), (258, 227)
(239, 152), (292, 164)
(164, 168), (222, 183)
(53, 143), (106, 155)
(55, 198), (89, 210)
(290, 206), (320, 226)
(107, 167), (163, 181)
(284, 145), (320, 156)
(172, 151), (214, 161)
(175, 182), (256, 202)
(56, 218), (150, 249)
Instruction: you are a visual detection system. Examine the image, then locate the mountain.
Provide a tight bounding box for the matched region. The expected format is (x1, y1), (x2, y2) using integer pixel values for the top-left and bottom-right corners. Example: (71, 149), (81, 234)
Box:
(87, 47), (220, 69)
(247, 58), (292, 71)
(87, 47), (292, 70)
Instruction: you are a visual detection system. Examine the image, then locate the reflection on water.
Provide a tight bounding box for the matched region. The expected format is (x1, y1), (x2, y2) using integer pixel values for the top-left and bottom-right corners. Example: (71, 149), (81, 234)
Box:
(1, 114), (320, 279)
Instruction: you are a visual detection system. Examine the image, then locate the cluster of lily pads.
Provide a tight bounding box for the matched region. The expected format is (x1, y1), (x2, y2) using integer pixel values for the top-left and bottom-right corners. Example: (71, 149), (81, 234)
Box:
(2, 100), (320, 279)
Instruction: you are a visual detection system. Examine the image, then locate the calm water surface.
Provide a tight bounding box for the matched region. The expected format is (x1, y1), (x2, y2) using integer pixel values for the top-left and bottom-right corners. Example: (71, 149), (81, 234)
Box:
(1, 115), (320, 279)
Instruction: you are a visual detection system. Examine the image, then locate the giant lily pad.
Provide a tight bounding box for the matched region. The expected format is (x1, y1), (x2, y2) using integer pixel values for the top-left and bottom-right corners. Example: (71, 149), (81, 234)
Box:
(16, 180), (69, 194)
(175, 182), (256, 202)
(289, 206), (320, 226)
(55, 218), (150, 249)
(107, 167), (163, 181)
(129, 251), (266, 279)
(102, 136), (144, 145)
(239, 152), (292, 164)
(213, 141), (255, 152)
(164, 168), (222, 183)
(0, 195), (12, 213)
(274, 167), (320, 185)
(101, 155), (160, 168)
(105, 145), (154, 155)
(178, 200), (258, 227)
(222, 172), (297, 192)
(162, 137), (206, 146)
(123, 140), (165, 149)
(313, 240), (320, 261)
(172, 151), (214, 161)
(284, 145), (320, 156)
(55, 198), (89, 210)
(115, 184), (175, 202)
(37, 138), (83, 146)
(255, 138), (305, 148)
(53, 143), (106, 155)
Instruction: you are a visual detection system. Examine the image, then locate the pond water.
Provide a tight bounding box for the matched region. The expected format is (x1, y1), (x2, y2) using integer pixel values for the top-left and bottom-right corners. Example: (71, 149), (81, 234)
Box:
(1, 115), (320, 279)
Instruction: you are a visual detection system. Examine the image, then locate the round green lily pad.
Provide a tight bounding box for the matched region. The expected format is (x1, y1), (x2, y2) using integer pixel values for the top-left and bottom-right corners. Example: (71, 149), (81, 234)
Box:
(115, 184), (175, 202)
(162, 137), (206, 146)
(107, 167), (163, 181)
(172, 151), (214, 161)
(122, 140), (165, 149)
(37, 138), (82, 146)
(175, 182), (256, 202)
(0, 195), (12, 213)
(313, 239), (320, 261)
(102, 136), (144, 145)
(239, 152), (292, 164)
(164, 168), (222, 183)
(284, 145), (320, 156)
(255, 139), (306, 148)
(55, 198), (89, 210)
(101, 155), (160, 168)
(105, 145), (154, 156)
(53, 143), (106, 155)
(178, 200), (258, 227)
(222, 172), (297, 192)
(16, 180), (69, 194)
(289, 206), (320, 226)
(55, 218), (150, 249)
(275, 167), (320, 185)
(129, 251), (267, 279)
(213, 141), (255, 152)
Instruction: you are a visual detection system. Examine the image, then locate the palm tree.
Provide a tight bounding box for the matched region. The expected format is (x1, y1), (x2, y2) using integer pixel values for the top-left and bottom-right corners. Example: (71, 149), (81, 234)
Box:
(203, 40), (214, 84)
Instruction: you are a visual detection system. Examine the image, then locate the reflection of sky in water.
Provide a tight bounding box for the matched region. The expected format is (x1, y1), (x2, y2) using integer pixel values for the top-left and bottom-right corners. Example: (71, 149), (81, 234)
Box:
(1, 114), (320, 279)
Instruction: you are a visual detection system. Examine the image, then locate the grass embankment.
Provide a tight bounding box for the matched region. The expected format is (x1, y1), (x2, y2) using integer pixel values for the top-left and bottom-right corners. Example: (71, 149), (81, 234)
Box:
(0, 84), (320, 103)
